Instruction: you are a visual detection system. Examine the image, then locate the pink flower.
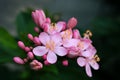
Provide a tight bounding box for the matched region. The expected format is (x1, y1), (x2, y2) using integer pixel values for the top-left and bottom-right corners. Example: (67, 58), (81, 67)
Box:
(67, 17), (77, 29)
(44, 21), (66, 35)
(61, 29), (79, 47)
(33, 32), (67, 64)
(32, 10), (46, 28)
(77, 55), (100, 77)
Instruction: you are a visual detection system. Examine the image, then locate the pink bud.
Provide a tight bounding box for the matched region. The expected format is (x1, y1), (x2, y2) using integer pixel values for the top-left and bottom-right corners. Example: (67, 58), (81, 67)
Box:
(13, 57), (24, 64)
(42, 54), (47, 60)
(24, 47), (31, 52)
(33, 37), (41, 45)
(18, 41), (25, 49)
(34, 27), (40, 33)
(62, 60), (68, 66)
(45, 17), (51, 23)
(44, 60), (50, 66)
(30, 60), (43, 70)
(28, 33), (33, 41)
(32, 10), (46, 28)
(67, 17), (77, 29)
(43, 23), (49, 32)
(27, 52), (34, 59)
(23, 58), (28, 63)
(73, 29), (81, 39)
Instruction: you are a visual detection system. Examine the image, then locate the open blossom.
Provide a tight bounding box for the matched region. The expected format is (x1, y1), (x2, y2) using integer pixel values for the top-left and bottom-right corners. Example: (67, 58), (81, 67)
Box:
(33, 32), (67, 64)
(77, 55), (100, 77)
(61, 29), (79, 48)
(44, 21), (66, 35)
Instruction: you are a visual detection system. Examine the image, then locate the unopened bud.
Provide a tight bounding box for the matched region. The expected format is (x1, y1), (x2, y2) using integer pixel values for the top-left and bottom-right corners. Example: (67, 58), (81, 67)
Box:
(28, 33), (33, 41)
(13, 57), (24, 64)
(67, 17), (77, 29)
(27, 52), (34, 59)
(18, 41), (25, 49)
(33, 37), (41, 45)
(62, 60), (68, 66)
(34, 27), (40, 33)
(24, 47), (31, 52)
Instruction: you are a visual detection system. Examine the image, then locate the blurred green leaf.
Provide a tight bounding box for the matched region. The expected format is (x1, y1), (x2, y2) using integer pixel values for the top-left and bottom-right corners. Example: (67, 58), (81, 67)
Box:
(15, 8), (36, 45)
(0, 27), (22, 63)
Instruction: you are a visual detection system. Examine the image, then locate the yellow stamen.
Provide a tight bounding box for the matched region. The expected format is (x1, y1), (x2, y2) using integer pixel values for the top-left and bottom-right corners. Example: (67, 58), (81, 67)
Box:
(84, 30), (92, 38)
(62, 29), (72, 39)
(94, 55), (100, 62)
(49, 23), (57, 32)
(46, 40), (55, 51)
(77, 42), (84, 49)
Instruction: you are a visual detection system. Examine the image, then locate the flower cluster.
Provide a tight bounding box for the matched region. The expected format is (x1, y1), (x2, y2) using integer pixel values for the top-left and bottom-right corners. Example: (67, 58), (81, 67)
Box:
(13, 9), (100, 77)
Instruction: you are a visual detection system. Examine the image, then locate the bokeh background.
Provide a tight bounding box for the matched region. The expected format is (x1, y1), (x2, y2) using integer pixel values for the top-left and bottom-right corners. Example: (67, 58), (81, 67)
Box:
(0, 0), (120, 80)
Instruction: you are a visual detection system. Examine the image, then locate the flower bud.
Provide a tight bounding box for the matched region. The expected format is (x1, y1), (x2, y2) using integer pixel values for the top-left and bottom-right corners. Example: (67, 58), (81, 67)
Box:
(24, 47), (31, 52)
(45, 17), (51, 23)
(27, 52), (34, 59)
(32, 10), (46, 28)
(43, 23), (49, 32)
(67, 17), (77, 29)
(42, 54), (47, 60)
(33, 37), (41, 45)
(28, 33), (33, 41)
(73, 29), (81, 39)
(34, 27), (40, 33)
(62, 60), (68, 66)
(18, 41), (25, 49)
(44, 60), (50, 66)
(13, 57), (24, 64)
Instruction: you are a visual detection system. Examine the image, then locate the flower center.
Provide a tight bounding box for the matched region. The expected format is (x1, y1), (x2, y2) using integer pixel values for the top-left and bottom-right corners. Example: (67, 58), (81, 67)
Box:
(77, 42), (84, 49)
(49, 23), (57, 32)
(84, 30), (92, 39)
(46, 40), (55, 51)
(62, 29), (72, 40)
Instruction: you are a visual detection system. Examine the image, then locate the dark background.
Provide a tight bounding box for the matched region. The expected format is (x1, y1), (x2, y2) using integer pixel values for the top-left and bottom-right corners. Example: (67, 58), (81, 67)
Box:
(0, 0), (120, 80)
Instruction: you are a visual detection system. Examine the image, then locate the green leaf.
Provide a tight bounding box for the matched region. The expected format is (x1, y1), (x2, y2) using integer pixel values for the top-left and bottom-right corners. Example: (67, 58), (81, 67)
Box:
(15, 8), (36, 44)
(0, 27), (22, 63)
(42, 65), (59, 75)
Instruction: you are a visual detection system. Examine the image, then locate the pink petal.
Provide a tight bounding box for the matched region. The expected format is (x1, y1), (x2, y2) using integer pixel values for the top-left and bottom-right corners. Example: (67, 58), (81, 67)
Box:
(47, 51), (57, 64)
(81, 50), (92, 58)
(39, 32), (50, 45)
(51, 33), (62, 46)
(89, 61), (99, 70)
(63, 39), (79, 47)
(56, 21), (66, 31)
(85, 63), (92, 77)
(54, 46), (67, 56)
(77, 57), (86, 67)
(33, 46), (48, 56)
